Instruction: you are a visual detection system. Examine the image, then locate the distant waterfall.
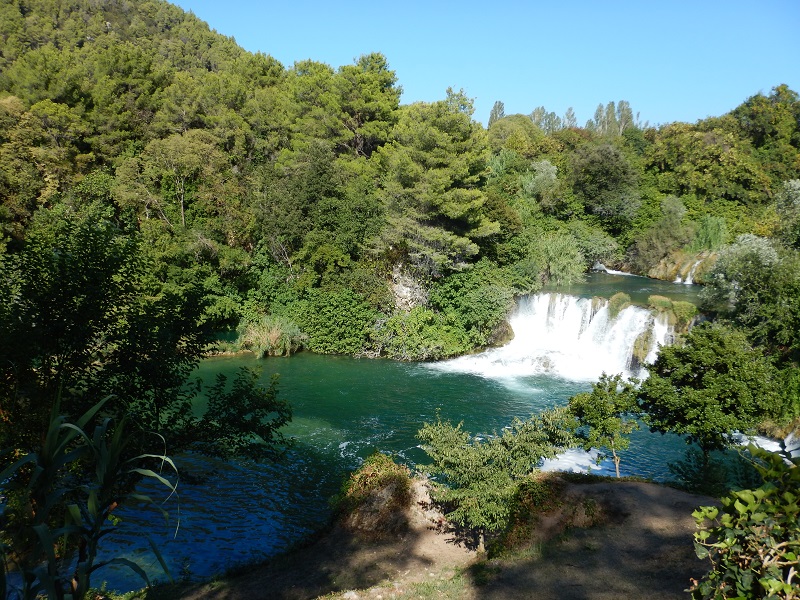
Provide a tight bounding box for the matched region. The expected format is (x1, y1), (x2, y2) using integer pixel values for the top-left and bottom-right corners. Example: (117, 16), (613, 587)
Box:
(675, 260), (702, 285)
(431, 293), (673, 382)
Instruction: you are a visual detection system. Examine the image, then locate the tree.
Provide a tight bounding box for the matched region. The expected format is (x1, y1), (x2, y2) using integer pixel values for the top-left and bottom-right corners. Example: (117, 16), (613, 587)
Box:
(488, 100), (505, 128)
(700, 234), (779, 315)
(569, 373), (640, 478)
(776, 179), (800, 250)
(699, 235), (800, 364)
(486, 113), (558, 158)
(530, 106), (562, 134)
(562, 107), (578, 129)
(0, 201), (293, 597)
(570, 143), (640, 235)
(333, 53), (401, 157)
(0, 203), (290, 460)
(519, 159), (560, 214)
(417, 408), (575, 550)
(628, 195), (693, 274)
(637, 323), (782, 457)
(375, 89), (498, 276)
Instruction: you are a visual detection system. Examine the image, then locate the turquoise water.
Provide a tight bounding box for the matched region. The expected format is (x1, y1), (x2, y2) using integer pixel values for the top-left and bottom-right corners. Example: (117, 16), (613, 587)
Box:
(96, 274), (699, 591)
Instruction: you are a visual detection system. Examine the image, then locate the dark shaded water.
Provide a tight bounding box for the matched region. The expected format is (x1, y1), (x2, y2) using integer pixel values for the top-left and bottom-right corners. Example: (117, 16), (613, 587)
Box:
(96, 274), (701, 591)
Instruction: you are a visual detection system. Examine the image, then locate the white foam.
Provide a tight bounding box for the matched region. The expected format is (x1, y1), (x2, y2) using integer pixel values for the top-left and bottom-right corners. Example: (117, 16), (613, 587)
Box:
(430, 293), (670, 382)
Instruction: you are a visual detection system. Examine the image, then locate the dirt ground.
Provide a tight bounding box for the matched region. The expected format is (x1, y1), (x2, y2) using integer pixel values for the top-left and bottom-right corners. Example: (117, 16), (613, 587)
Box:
(172, 478), (717, 600)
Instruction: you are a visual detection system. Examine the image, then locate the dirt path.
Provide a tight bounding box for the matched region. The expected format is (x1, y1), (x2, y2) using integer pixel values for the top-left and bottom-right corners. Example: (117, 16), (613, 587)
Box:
(468, 480), (717, 600)
(172, 478), (716, 600)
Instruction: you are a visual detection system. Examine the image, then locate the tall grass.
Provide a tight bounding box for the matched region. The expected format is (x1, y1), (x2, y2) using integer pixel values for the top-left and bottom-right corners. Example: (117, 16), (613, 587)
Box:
(236, 315), (306, 358)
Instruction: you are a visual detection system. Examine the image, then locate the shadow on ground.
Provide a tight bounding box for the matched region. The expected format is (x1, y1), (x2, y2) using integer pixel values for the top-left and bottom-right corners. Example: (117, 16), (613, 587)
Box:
(465, 481), (716, 600)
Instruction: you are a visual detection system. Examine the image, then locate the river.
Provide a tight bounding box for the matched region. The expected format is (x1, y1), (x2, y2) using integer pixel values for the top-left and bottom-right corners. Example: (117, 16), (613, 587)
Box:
(97, 273), (702, 591)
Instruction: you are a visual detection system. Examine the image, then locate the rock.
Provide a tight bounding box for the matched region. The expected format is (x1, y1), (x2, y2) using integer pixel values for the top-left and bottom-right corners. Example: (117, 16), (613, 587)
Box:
(648, 250), (717, 284)
(390, 265), (427, 311)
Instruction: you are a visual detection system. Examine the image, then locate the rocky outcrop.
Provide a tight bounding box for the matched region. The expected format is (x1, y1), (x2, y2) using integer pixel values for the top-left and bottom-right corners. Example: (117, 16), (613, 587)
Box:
(390, 265), (428, 312)
(648, 250), (717, 284)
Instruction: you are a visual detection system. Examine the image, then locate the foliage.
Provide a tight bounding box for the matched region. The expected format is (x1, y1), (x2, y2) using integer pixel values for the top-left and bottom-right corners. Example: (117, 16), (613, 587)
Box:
(236, 315), (305, 357)
(568, 373), (640, 478)
(570, 143), (640, 235)
(292, 287), (378, 355)
(0, 203), (210, 455)
(700, 234), (780, 314)
(375, 89), (497, 276)
(647, 295), (698, 331)
(689, 215), (729, 252)
(648, 294), (674, 312)
(333, 452), (412, 517)
(608, 292), (631, 319)
(776, 179), (800, 250)
(195, 367), (292, 461)
(689, 445), (800, 599)
(638, 323), (782, 456)
(0, 202), (292, 480)
(429, 259), (515, 347)
(700, 236), (800, 364)
(372, 307), (470, 361)
(672, 300), (699, 331)
(494, 474), (566, 552)
(1, 398), (176, 600)
(537, 232), (586, 285)
(628, 196), (694, 274)
(417, 408), (576, 545)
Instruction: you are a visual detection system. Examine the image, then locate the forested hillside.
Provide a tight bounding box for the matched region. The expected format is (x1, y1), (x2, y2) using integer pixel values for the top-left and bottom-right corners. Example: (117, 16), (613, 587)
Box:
(1, 0), (799, 363)
(2, 1), (800, 596)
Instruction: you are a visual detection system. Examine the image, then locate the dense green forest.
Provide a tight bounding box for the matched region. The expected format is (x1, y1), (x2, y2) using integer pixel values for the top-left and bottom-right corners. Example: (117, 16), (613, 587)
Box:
(1, 0), (799, 597)
(1, 0), (799, 363)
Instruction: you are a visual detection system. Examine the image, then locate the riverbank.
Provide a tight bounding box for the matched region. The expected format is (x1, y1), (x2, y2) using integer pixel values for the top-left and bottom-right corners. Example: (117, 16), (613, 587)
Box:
(150, 475), (715, 600)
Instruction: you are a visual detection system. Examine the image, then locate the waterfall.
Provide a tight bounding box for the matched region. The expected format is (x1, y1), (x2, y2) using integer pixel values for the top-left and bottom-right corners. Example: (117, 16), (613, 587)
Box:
(431, 293), (672, 382)
(675, 260), (702, 284)
(684, 260), (702, 285)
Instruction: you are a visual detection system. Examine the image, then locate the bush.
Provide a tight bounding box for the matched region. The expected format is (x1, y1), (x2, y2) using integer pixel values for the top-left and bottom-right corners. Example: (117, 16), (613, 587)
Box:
(236, 315), (306, 357)
(648, 294), (673, 312)
(690, 446), (800, 599)
(372, 307), (470, 361)
(429, 259), (516, 347)
(292, 287), (379, 355)
(672, 300), (698, 331)
(333, 452), (413, 537)
(494, 474), (566, 553)
(608, 292), (631, 319)
(689, 215), (728, 252)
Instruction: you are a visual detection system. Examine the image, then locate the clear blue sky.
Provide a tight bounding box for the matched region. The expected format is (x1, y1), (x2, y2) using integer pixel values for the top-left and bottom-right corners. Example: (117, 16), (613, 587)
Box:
(172, 0), (800, 127)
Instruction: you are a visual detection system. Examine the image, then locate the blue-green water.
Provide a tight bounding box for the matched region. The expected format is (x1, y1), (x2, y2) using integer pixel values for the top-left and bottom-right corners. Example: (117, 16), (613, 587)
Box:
(97, 274), (701, 591)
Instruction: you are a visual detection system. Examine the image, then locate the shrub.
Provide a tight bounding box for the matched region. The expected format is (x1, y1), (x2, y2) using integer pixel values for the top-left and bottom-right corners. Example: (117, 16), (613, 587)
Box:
(494, 474), (566, 553)
(429, 259), (516, 347)
(608, 292), (631, 319)
(690, 445), (800, 599)
(648, 294), (673, 312)
(372, 307), (470, 361)
(672, 300), (698, 331)
(236, 315), (305, 358)
(292, 287), (379, 355)
(333, 452), (413, 537)
(689, 215), (728, 252)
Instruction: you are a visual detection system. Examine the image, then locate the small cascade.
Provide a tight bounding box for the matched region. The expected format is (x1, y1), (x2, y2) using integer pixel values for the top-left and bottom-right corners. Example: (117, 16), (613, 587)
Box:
(431, 293), (673, 382)
(675, 260), (703, 285)
(684, 260), (702, 285)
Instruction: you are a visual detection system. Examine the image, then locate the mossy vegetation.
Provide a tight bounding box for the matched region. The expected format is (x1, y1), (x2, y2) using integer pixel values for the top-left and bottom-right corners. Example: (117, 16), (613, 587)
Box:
(608, 291), (632, 319)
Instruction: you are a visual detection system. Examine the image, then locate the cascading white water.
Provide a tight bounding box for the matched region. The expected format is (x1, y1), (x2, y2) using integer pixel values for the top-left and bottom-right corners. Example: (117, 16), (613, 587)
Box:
(675, 260), (702, 284)
(431, 293), (672, 382)
(684, 260), (702, 285)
